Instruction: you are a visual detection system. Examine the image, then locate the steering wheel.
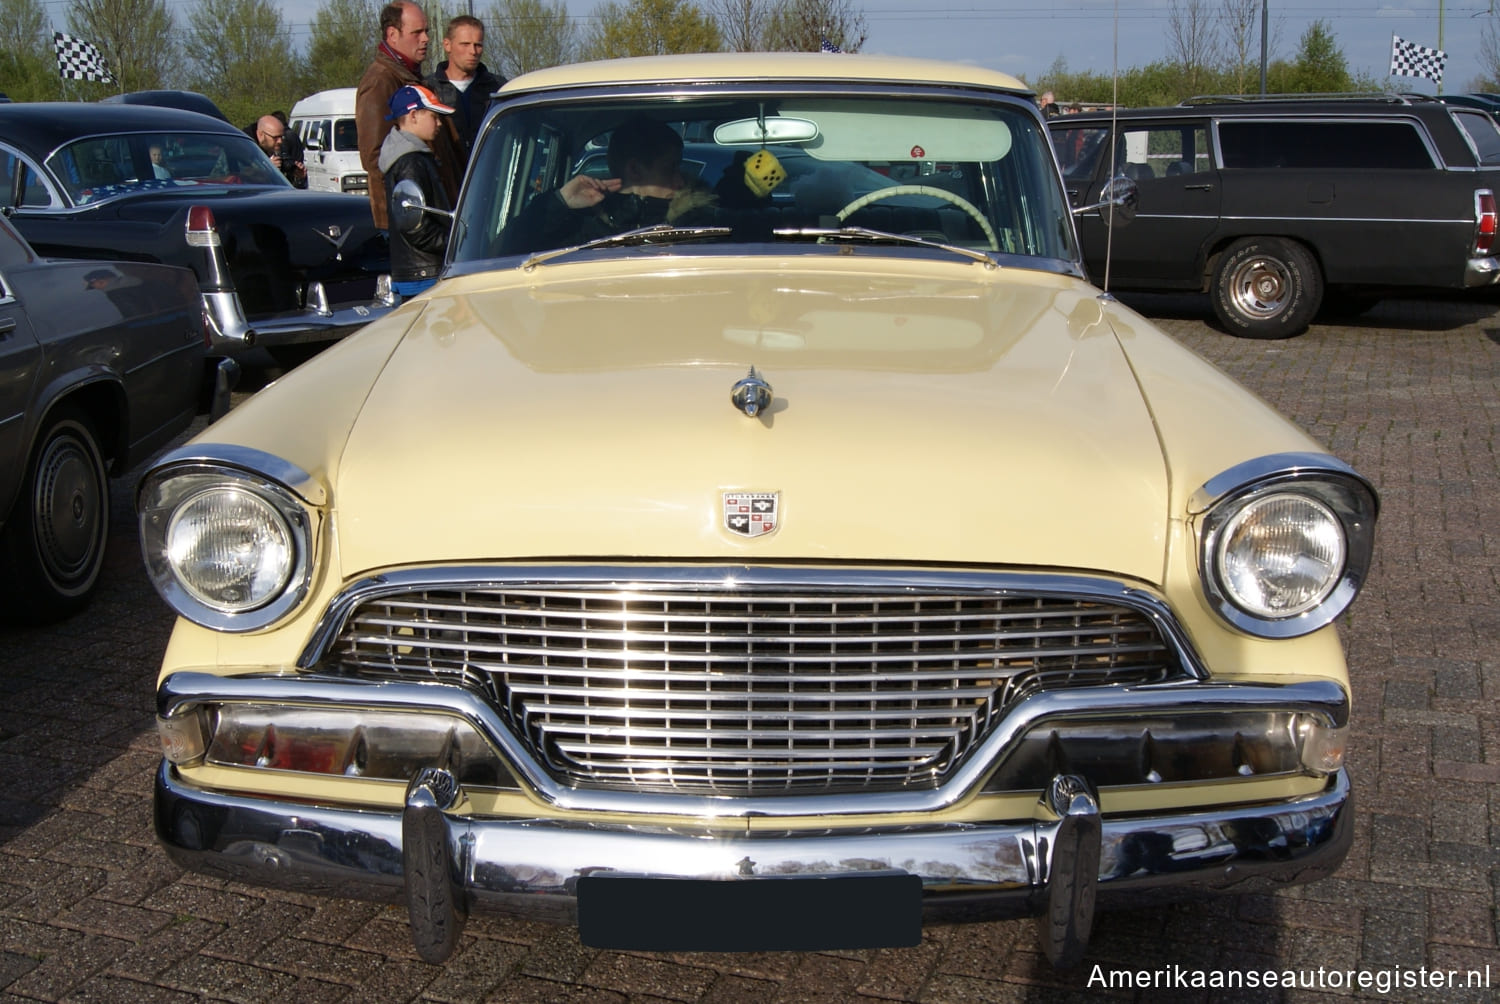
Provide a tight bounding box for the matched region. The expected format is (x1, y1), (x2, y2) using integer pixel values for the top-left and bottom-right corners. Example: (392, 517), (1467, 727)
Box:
(835, 185), (999, 251)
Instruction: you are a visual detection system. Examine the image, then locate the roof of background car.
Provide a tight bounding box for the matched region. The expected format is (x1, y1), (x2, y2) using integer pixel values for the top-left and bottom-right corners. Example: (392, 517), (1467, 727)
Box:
(500, 53), (1029, 96)
(1051, 98), (1459, 123)
(0, 102), (241, 157)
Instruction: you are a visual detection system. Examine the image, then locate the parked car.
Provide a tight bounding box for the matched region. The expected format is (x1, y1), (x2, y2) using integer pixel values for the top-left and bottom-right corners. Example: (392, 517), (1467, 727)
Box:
(0, 215), (206, 622)
(1050, 95), (1500, 337)
(0, 103), (392, 364)
(140, 53), (1377, 968)
(290, 88), (366, 196)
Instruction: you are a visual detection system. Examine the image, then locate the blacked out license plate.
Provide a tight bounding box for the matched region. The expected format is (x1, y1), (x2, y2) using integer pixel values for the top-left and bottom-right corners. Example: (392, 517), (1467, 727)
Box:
(576, 871), (922, 952)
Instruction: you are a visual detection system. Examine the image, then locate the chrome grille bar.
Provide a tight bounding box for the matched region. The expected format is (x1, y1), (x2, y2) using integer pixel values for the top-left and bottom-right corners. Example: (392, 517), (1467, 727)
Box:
(327, 575), (1184, 795)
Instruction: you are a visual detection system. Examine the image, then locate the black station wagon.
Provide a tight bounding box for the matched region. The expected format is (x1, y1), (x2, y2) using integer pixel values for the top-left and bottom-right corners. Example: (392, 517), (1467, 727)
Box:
(1050, 96), (1500, 337)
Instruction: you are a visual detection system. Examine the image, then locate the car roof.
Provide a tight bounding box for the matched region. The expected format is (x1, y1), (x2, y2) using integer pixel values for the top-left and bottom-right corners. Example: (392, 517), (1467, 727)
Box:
(502, 53), (1029, 97)
(0, 102), (241, 158)
(98, 90), (230, 122)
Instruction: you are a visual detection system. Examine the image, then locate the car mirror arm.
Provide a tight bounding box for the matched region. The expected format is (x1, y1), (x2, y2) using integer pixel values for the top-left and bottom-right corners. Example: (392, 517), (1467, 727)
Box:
(1071, 175), (1138, 227)
(392, 179), (453, 232)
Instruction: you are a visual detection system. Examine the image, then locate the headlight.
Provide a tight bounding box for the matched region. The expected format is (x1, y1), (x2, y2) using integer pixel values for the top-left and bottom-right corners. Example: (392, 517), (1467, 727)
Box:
(1196, 455), (1377, 638)
(1216, 493), (1344, 618)
(138, 449), (322, 631)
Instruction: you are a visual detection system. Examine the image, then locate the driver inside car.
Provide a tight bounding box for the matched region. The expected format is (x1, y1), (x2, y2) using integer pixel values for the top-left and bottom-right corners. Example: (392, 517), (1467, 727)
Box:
(507, 116), (777, 253)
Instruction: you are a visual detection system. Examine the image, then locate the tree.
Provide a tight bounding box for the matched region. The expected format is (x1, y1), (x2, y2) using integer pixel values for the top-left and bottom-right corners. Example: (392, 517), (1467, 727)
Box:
(302, 0), (379, 95)
(710, 0), (771, 51)
(1220, 0), (1262, 94)
(485, 0), (578, 77)
(184, 0), (296, 127)
(1475, 18), (1500, 93)
(0, 0), (62, 102)
(764, 0), (866, 52)
(580, 0), (722, 60)
(1272, 19), (1350, 93)
(67, 0), (175, 93)
(1164, 0), (1219, 96)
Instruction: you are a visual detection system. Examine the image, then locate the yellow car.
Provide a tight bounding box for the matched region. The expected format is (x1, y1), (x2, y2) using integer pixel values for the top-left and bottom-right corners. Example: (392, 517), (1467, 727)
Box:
(138, 54), (1377, 968)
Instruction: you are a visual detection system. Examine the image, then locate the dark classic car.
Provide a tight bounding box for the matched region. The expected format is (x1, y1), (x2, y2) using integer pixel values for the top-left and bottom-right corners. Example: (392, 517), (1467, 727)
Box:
(1050, 95), (1500, 337)
(0, 215), (203, 622)
(0, 103), (392, 361)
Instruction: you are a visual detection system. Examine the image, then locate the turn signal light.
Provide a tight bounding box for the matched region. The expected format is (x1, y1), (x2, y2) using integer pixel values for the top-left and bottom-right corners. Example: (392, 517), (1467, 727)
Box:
(1473, 189), (1496, 256)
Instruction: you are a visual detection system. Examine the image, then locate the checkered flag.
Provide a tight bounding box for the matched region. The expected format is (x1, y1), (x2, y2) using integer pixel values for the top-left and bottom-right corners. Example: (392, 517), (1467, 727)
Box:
(819, 36), (841, 53)
(1390, 34), (1446, 86)
(54, 31), (115, 84)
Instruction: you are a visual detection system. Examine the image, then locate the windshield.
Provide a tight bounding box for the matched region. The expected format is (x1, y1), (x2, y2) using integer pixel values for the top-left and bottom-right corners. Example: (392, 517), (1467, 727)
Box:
(453, 92), (1076, 265)
(48, 130), (291, 205)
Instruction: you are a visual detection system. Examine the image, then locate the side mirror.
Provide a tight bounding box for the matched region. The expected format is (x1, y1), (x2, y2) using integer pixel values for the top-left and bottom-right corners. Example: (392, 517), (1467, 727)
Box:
(1072, 175), (1137, 227)
(392, 178), (454, 232)
(303, 133), (322, 151)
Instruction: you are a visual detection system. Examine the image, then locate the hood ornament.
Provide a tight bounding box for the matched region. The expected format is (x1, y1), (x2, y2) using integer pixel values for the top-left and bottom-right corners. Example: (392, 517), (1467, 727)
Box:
(730, 366), (773, 418)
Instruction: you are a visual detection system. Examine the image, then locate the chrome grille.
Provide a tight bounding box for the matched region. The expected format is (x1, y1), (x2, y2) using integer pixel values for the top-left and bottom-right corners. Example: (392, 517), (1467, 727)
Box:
(328, 581), (1182, 794)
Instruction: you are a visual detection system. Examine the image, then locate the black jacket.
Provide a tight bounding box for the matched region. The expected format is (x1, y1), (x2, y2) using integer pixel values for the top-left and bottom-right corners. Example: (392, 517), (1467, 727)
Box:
(383, 147), (452, 282)
(423, 62), (507, 159)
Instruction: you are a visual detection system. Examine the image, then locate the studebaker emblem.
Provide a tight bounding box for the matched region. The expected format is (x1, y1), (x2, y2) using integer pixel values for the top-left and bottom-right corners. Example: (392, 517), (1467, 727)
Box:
(724, 492), (779, 537)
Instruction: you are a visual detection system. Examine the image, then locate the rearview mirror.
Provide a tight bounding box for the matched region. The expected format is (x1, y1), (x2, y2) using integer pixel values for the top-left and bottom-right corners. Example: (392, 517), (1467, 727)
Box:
(392, 178), (454, 232)
(714, 117), (820, 145)
(1072, 175), (1137, 227)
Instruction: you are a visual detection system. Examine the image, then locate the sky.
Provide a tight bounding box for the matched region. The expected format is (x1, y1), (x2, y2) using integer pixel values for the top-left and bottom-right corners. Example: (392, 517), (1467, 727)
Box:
(242, 0), (1497, 95)
(562, 0), (1499, 94)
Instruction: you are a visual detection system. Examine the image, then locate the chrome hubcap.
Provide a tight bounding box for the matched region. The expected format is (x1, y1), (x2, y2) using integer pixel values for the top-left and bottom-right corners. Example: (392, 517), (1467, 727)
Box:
(1228, 256), (1292, 319)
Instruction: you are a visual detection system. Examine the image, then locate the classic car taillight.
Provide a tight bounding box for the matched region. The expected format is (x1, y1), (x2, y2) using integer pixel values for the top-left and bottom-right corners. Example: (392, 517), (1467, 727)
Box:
(1473, 189), (1497, 256)
(185, 205), (221, 247)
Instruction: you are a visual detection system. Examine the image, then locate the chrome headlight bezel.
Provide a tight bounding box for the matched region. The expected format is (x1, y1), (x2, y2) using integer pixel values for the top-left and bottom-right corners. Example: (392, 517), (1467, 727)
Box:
(1194, 454), (1378, 639)
(138, 448), (323, 633)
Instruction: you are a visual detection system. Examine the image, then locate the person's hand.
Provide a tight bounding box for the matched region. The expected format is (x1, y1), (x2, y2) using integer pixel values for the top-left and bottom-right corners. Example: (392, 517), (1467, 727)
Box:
(269, 153), (282, 169)
(558, 174), (621, 209)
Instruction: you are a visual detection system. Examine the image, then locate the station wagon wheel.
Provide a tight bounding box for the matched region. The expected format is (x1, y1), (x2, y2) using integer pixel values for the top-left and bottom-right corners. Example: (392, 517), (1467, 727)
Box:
(0, 407), (110, 623)
(836, 185), (1000, 251)
(1211, 237), (1322, 339)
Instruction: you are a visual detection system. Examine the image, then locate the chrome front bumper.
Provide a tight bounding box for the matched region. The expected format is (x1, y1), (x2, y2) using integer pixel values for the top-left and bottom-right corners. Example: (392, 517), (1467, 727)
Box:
(202, 287), (392, 353)
(155, 762), (1351, 962)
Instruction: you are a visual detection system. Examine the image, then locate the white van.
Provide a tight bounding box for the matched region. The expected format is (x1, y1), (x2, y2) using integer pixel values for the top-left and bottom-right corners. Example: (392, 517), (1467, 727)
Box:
(290, 88), (366, 195)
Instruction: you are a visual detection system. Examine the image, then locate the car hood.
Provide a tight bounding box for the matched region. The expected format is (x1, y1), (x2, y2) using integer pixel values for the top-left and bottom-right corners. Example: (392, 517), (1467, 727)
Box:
(333, 261), (1170, 582)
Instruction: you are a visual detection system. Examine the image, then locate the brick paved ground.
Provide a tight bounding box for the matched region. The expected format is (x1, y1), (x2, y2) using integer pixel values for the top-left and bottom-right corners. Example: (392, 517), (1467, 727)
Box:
(2, 295), (1497, 1002)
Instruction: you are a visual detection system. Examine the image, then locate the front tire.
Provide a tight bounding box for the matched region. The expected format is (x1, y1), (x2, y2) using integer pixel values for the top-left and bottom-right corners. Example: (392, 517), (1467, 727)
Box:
(1211, 237), (1322, 339)
(0, 408), (110, 623)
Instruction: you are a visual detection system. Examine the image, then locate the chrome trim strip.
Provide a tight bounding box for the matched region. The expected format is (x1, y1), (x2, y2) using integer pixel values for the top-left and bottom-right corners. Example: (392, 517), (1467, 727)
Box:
(1216, 214), (1470, 225)
(141, 444), (327, 506)
(154, 762), (1352, 920)
(158, 669), (1348, 818)
(1189, 452), (1364, 513)
(298, 565), (1205, 676)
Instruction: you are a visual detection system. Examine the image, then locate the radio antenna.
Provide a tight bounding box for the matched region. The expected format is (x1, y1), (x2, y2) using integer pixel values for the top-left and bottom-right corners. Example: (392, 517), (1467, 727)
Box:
(1101, 0), (1120, 296)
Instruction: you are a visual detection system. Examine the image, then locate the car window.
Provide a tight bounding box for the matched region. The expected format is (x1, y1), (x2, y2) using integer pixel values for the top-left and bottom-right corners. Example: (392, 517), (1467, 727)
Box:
(1218, 120), (1436, 169)
(0, 149), (58, 210)
(1118, 124), (1211, 179)
(1452, 109), (1500, 165)
(458, 94), (1074, 264)
(333, 118), (359, 151)
(47, 131), (290, 205)
(1051, 125), (1109, 182)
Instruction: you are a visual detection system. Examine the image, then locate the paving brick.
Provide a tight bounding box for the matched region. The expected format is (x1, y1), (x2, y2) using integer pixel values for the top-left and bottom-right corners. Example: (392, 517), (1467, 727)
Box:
(578, 951), (719, 1001)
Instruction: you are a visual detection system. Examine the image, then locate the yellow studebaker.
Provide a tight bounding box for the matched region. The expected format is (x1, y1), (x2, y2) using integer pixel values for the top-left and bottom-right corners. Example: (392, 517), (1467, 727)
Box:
(137, 53), (1377, 968)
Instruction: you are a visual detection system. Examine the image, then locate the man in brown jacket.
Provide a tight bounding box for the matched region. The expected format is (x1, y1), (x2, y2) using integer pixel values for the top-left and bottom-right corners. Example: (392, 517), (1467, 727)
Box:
(356, 1), (461, 229)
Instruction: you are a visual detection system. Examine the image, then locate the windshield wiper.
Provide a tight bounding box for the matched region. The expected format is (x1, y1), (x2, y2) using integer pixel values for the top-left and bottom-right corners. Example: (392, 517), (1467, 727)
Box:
(522, 224), (733, 268)
(772, 226), (999, 268)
